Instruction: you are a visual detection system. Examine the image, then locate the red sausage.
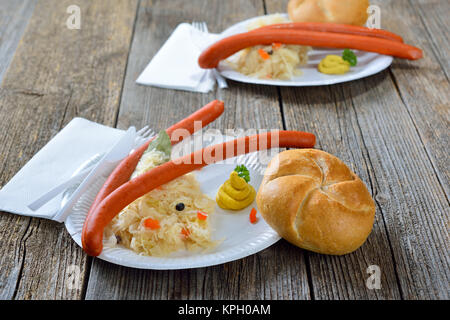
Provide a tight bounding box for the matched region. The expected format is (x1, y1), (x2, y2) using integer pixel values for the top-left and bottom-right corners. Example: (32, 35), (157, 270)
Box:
(81, 100), (224, 250)
(82, 130), (316, 256)
(256, 22), (404, 43)
(198, 29), (423, 69)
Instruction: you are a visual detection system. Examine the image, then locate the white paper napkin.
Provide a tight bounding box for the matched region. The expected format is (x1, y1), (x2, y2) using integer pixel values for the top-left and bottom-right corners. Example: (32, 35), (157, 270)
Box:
(136, 23), (222, 93)
(0, 118), (124, 220)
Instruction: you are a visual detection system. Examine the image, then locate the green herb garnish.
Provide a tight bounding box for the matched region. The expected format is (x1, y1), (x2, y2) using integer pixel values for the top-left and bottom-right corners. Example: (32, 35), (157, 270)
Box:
(234, 165), (250, 183)
(144, 130), (171, 161)
(342, 49), (357, 66)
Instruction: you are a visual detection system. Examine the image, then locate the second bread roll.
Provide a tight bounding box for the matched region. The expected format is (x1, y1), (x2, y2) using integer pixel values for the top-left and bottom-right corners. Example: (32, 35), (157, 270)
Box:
(256, 149), (375, 255)
(288, 0), (370, 26)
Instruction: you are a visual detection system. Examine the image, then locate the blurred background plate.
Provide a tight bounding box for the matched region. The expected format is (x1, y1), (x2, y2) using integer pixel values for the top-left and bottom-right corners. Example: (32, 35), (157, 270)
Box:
(217, 14), (393, 86)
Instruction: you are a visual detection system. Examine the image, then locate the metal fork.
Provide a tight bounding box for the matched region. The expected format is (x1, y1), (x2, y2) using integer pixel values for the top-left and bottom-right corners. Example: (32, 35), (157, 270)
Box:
(191, 21), (228, 89)
(134, 125), (156, 147)
(28, 125), (157, 211)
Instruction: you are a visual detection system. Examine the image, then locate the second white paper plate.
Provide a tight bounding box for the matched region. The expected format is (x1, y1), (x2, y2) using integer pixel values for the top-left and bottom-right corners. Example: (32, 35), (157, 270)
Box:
(217, 14), (393, 86)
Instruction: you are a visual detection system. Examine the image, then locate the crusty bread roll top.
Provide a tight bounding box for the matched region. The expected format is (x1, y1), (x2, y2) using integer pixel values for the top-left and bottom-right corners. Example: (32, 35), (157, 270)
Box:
(288, 0), (370, 26)
(256, 149), (375, 255)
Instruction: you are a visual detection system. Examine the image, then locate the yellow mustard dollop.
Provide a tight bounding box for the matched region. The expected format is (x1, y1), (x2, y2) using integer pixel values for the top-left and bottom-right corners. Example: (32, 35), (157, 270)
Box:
(216, 171), (256, 210)
(318, 55), (350, 75)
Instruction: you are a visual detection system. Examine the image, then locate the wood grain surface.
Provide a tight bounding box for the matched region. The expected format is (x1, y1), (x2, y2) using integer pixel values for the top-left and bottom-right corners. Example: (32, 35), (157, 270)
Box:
(0, 0), (36, 82)
(0, 0), (448, 300)
(267, 0), (449, 300)
(382, 0), (450, 198)
(0, 0), (138, 299)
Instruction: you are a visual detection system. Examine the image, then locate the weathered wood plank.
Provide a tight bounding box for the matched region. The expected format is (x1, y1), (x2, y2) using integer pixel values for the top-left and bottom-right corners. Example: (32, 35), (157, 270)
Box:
(85, 0), (311, 300)
(414, 0), (449, 78)
(374, 0), (450, 198)
(369, 0), (449, 300)
(266, 0), (449, 300)
(0, 0), (37, 83)
(344, 75), (449, 300)
(0, 0), (139, 299)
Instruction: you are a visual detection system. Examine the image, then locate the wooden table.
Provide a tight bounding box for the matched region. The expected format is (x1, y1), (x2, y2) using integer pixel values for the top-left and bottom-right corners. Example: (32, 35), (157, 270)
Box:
(0, 0), (448, 300)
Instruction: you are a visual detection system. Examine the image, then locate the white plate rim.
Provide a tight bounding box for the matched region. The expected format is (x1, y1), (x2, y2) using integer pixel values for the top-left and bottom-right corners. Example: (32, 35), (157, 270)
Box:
(217, 14), (393, 86)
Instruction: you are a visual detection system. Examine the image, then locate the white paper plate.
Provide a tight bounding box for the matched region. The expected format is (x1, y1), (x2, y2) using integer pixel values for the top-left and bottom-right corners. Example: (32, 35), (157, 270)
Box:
(65, 133), (281, 269)
(217, 14), (393, 86)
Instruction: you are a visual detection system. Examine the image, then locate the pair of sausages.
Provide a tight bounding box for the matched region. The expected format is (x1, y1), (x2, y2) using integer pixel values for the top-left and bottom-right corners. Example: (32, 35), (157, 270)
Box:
(82, 100), (225, 254)
(82, 100), (317, 256)
(198, 22), (422, 69)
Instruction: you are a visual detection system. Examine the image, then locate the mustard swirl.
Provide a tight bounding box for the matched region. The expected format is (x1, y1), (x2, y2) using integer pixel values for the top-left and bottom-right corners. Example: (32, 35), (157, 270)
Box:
(216, 171), (256, 210)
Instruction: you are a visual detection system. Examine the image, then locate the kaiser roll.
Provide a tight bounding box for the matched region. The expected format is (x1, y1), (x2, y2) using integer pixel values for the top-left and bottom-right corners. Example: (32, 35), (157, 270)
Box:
(256, 149), (375, 255)
(288, 0), (370, 26)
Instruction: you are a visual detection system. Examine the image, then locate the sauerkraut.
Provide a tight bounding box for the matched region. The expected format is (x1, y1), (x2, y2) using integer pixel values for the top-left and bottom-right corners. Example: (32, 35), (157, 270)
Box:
(229, 14), (311, 80)
(104, 148), (216, 257)
(231, 45), (310, 80)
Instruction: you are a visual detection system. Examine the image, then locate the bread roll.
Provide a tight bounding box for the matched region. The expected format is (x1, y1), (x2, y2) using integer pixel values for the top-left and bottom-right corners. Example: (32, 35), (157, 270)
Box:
(288, 0), (370, 26)
(256, 149), (375, 255)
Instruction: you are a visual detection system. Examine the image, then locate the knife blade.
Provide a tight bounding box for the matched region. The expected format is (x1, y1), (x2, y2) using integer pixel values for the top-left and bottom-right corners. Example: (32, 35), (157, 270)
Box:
(52, 126), (136, 222)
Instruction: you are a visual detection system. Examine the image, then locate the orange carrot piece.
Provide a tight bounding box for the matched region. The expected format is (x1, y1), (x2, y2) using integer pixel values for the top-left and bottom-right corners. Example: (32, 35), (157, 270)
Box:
(197, 211), (208, 220)
(250, 208), (258, 224)
(181, 227), (190, 238)
(143, 218), (160, 230)
(258, 48), (270, 60)
(272, 42), (282, 49)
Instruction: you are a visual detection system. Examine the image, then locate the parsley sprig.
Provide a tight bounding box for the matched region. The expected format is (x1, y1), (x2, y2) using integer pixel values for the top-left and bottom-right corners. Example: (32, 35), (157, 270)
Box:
(342, 49), (358, 66)
(234, 165), (250, 183)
